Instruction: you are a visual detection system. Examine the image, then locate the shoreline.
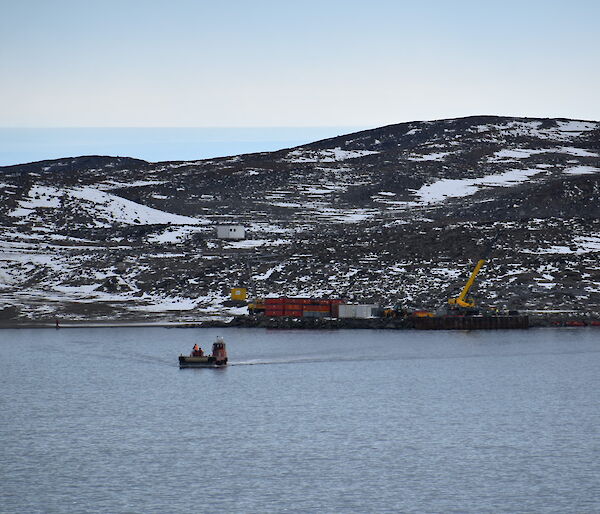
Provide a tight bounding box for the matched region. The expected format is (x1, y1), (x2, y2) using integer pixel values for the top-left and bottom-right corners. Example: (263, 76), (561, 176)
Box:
(1, 314), (599, 330)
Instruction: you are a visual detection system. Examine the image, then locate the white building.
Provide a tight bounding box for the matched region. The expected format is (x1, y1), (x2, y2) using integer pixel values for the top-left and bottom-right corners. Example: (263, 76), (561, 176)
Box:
(216, 225), (246, 240)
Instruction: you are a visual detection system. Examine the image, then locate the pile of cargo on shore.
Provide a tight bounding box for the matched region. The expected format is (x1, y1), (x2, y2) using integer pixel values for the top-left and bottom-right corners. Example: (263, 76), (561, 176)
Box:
(233, 243), (532, 330)
(241, 296), (529, 330)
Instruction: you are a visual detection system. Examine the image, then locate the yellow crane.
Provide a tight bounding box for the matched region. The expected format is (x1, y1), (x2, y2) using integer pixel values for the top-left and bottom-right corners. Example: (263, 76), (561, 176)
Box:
(447, 234), (498, 311)
(448, 258), (486, 308)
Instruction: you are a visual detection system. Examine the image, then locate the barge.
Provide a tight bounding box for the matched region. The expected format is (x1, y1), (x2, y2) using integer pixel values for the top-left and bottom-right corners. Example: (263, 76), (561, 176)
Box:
(411, 315), (529, 330)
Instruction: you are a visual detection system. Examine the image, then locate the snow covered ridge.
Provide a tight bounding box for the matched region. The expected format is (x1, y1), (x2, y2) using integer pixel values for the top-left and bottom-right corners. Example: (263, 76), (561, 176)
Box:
(9, 185), (208, 227)
(489, 147), (599, 161)
(472, 120), (599, 140)
(284, 147), (379, 162)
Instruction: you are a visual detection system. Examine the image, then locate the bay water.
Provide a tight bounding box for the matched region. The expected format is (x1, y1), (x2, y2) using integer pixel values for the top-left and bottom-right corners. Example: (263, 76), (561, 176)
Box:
(0, 127), (363, 166)
(1, 327), (599, 513)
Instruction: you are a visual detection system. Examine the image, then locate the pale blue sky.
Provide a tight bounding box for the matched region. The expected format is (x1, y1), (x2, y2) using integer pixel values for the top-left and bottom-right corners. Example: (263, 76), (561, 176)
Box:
(1, 0), (598, 127)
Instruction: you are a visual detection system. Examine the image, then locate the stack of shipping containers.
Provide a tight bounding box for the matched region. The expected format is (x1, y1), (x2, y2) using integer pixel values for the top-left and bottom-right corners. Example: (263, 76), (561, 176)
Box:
(264, 298), (345, 318)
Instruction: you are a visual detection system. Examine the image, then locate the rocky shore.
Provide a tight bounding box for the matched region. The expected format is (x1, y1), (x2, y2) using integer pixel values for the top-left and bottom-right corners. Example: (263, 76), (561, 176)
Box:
(215, 314), (600, 329)
(3, 314), (599, 330)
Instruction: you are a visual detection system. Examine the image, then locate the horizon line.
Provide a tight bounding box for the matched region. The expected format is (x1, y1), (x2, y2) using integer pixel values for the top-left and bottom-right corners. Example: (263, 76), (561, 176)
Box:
(1, 114), (598, 129)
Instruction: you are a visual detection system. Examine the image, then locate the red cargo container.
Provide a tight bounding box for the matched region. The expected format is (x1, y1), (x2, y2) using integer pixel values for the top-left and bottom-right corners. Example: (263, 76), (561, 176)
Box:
(284, 304), (303, 311)
(265, 298), (285, 305)
(284, 310), (303, 317)
(303, 305), (330, 312)
(330, 299), (345, 305)
(265, 308), (285, 316)
(303, 310), (328, 318)
(282, 297), (309, 304)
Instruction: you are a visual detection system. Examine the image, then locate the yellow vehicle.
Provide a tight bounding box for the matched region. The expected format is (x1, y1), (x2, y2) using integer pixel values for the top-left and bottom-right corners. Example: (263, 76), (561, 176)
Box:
(383, 304), (407, 318)
(412, 310), (435, 318)
(248, 298), (265, 314)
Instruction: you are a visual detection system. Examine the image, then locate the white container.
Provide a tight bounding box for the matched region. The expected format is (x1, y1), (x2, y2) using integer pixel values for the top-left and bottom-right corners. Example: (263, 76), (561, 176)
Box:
(337, 304), (379, 319)
(337, 304), (357, 318)
(355, 304), (378, 318)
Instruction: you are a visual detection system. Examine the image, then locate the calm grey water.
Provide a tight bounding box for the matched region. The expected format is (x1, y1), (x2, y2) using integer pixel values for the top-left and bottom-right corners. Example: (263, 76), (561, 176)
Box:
(1, 327), (599, 513)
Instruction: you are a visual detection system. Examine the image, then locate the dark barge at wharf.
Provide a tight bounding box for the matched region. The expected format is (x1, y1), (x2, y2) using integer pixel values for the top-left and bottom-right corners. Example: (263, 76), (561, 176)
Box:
(227, 314), (529, 330)
(411, 315), (529, 330)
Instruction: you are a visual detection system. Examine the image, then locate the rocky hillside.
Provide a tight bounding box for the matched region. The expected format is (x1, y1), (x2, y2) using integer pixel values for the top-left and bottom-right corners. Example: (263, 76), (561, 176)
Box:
(1, 115), (599, 322)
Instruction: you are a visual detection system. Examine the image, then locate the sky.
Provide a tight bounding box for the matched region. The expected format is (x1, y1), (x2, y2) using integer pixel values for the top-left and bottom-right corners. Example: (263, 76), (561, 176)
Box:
(1, 0), (599, 127)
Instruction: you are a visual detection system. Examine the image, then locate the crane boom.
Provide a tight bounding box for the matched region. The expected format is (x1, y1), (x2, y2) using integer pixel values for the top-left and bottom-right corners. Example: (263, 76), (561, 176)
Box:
(446, 233), (498, 311)
(448, 258), (486, 308)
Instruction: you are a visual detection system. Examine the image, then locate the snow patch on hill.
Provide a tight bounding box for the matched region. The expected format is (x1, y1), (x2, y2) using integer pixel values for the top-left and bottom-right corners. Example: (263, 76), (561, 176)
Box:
(564, 166), (600, 175)
(9, 186), (208, 227)
(413, 169), (543, 204)
(560, 147), (599, 157)
(522, 235), (600, 255)
(407, 151), (454, 161)
(285, 148), (379, 162)
(490, 148), (550, 161)
(147, 225), (210, 244)
(98, 180), (167, 190)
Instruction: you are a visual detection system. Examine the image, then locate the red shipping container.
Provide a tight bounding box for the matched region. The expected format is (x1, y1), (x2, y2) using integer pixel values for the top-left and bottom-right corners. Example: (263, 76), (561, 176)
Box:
(265, 298), (285, 305)
(330, 299), (345, 305)
(284, 310), (303, 317)
(284, 304), (303, 311)
(303, 305), (330, 312)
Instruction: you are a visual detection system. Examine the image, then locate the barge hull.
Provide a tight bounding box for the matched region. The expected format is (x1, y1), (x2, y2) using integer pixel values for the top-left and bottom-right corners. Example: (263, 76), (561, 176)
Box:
(412, 315), (529, 330)
(178, 356), (227, 367)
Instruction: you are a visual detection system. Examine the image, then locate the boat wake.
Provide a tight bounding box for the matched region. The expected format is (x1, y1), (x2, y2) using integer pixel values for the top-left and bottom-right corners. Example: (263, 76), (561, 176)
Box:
(229, 355), (383, 366)
(230, 357), (330, 366)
